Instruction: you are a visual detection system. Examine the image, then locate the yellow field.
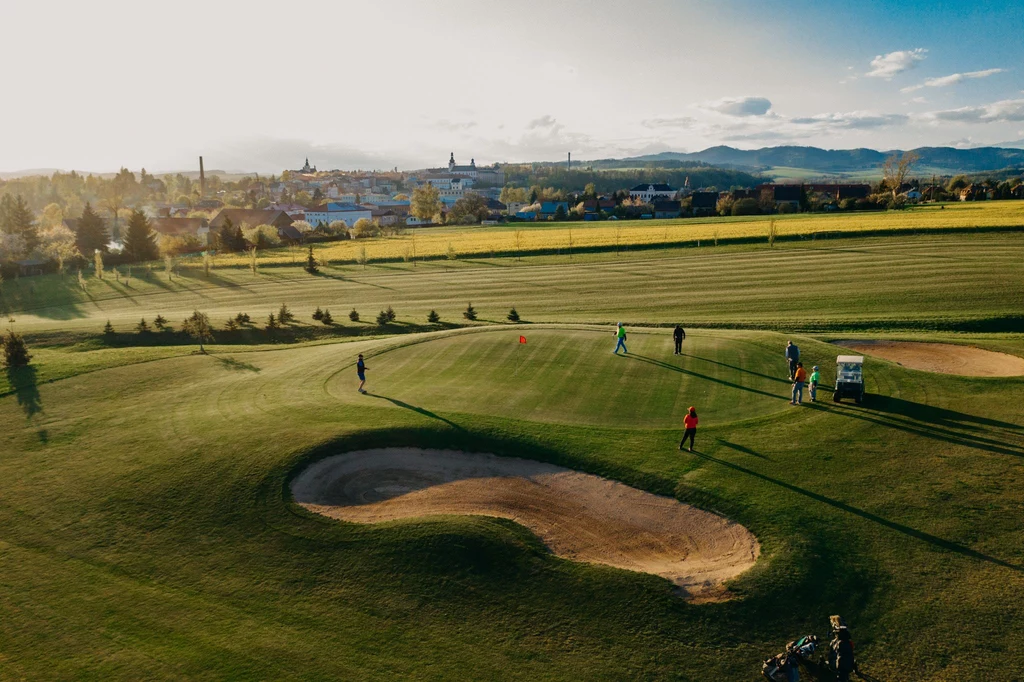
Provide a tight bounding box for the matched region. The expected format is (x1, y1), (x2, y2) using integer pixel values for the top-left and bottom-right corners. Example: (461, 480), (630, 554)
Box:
(214, 201), (1024, 266)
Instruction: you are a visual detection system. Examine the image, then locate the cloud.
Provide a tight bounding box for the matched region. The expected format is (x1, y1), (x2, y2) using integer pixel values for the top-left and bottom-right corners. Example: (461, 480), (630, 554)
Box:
(926, 98), (1024, 123)
(866, 48), (927, 79)
(699, 96), (772, 117)
(641, 116), (697, 129)
(431, 119), (478, 132)
(790, 111), (909, 129)
(902, 68), (1004, 93)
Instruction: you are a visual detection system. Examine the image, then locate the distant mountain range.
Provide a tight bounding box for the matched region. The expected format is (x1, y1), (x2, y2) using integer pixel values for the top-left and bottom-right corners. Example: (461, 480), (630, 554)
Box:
(605, 145), (1024, 177)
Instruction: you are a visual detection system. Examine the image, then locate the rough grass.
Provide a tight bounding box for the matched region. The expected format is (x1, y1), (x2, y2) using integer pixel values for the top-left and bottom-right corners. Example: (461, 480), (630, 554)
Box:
(1, 325), (1023, 679)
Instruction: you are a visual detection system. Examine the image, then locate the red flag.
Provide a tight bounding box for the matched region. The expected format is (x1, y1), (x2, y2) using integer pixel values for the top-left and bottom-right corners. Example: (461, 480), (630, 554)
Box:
(519, 336), (527, 344)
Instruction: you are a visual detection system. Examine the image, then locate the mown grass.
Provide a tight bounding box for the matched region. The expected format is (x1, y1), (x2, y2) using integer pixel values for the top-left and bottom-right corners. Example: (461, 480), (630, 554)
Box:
(3, 232), (1023, 336)
(1, 326), (1023, 679)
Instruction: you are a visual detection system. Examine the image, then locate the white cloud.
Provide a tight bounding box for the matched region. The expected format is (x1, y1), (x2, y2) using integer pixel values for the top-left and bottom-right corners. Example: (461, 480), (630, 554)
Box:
(790, 111), (909, 129)
(699, 96), (772, 117)
(926, 98), (1024, 123)
(866, 48), (927, 79)
(641, 116), (698, 129)
(901, 68), (1004, 93)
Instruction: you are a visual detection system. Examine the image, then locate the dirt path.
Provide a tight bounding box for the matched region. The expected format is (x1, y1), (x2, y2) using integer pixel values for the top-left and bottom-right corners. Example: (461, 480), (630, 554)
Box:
(833, 340), (1024, 377)
(291, 448), (760, 600)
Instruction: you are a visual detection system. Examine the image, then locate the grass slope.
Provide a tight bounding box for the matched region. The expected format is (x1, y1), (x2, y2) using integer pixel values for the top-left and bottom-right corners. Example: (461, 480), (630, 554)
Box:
(1, 326), (1023, 679)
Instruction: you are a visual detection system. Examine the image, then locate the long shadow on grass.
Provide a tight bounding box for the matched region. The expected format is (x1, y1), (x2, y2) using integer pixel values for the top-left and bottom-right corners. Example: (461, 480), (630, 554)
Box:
(369, 395), (464, 431)
(680, 352), (791, 384)
(692, 450), (1023, 573)
(212, 355), (261, 373)
(809, 403), (1024, 459)
(4, 366), (42, 420)
(625, 354), (787, 401)
(868, 395), (1022, 432)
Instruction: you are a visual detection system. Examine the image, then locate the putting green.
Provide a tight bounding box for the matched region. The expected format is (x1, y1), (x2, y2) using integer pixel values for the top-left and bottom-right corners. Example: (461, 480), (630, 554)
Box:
(327, 328), (794, 427)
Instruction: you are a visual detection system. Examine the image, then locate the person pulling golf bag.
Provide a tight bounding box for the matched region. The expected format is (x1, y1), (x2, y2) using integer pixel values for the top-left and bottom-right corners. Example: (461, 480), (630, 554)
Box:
(826, 615), (859, 681)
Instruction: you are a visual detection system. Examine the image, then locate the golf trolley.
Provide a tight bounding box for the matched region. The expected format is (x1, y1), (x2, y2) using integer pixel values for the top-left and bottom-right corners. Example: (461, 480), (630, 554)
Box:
(833, 355), (865, 404)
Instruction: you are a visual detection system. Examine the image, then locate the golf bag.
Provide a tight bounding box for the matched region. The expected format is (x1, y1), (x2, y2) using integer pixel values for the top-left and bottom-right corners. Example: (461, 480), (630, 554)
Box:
(786, 634), (818, 661)
(761, 651), (799, 682)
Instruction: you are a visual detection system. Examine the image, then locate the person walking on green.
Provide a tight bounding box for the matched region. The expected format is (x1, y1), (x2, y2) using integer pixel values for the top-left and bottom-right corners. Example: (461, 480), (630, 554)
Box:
(613, 322), (628, 354)
(809, 365), (820, 402)
(356, 354), (369, 394)
(679, 406), (698, 452)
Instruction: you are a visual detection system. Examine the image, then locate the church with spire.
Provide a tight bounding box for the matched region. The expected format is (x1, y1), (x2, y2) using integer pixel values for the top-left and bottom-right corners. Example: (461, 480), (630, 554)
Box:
(298, 157), (316, 174)
(436, 152), (504, 185)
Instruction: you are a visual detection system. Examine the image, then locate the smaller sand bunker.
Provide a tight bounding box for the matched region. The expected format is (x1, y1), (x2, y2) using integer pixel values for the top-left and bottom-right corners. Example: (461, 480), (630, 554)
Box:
(834, 340), (1024, 377)
(292, 449), (760, 600)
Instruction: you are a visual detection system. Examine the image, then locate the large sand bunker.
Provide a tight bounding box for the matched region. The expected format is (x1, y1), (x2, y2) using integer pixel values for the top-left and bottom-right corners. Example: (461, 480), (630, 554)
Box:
(834, 340), (1024, 377)
(292, 448), (759, 600)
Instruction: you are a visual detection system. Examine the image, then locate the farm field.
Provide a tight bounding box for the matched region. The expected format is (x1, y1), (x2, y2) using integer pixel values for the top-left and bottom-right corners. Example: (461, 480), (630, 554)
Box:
(209, 200), (1024, 266)
(2, 228), (1024, 680)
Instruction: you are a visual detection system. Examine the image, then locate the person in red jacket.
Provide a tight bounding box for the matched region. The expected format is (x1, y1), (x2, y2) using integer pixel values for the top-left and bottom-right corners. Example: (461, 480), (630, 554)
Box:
(679, 406), (698, 452)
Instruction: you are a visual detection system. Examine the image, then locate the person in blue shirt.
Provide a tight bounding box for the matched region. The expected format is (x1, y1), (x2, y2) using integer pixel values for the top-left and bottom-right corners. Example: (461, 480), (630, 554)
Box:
(357, 354), (368, 394)
(785, 341), (800, 380)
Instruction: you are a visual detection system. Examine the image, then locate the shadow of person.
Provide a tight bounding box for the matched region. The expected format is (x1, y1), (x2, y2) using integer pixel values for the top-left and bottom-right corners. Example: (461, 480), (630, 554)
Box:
(6, 366), (42, 420)
(369, 394), (463, 431)
(867, 394), (1022, 432)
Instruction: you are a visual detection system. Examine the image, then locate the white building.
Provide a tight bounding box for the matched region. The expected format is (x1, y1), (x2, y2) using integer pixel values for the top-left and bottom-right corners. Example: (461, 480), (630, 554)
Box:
(629, 183), (678, 202)
(304, 202), (373, 228)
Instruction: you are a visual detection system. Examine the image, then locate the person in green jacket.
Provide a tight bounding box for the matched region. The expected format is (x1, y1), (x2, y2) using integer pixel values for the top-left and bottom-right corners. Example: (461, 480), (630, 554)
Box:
(613, 322), (628, 354)
(809, 365), (820, 402)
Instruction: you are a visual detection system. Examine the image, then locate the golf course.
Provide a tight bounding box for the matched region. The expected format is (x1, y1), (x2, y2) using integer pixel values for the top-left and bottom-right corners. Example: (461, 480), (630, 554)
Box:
(2, 227), (1023, 679)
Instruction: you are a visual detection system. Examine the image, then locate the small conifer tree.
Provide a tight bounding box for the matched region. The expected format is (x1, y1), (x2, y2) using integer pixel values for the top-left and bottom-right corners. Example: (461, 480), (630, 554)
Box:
(2, 328), (32, 368)
(225, 317), (239, 331)
(278, 303), (293, 324)
(312, 306), (324, 321)
(153, 314), (168, 331)
(349, 308), (360, 322)
(385, 305), (396, 322)
(103, 320), (114, 335)
(507, 307), (520, 322)
(463, 302), (477, 321)
(321, 308), (333, 325)
(427, 309), (440, 323)
(266, 312), (279, 331)
(304, 246), (319, 274)
(376, 309), (389, 326)
(136, 318), (150, 333)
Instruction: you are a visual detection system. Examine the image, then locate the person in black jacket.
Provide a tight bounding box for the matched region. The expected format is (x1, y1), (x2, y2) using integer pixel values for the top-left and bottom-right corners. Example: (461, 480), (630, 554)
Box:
(673, 325), (686, 355)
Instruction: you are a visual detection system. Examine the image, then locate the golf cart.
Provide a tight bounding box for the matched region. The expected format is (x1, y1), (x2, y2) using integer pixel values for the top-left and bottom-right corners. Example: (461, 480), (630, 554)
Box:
(833, 355), (864, 404)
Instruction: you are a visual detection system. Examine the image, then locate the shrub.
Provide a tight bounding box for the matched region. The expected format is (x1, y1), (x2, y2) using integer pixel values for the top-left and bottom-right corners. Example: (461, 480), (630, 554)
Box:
(376, 310), (389, 326)
(103, 320), (114, 335)
(349, 309), (360, 322)
(321, 309), (333, 325)
(2, 329), (31, 368)
(352, 218), (380, 239)
(427, 309), (440, 323)
(507, 307), (520, 322)
(312, 306), (324, 321)
(385, 305), (396, 322)
(463, 302), (477, 321)
(136, 318), (150, 333)
(278, 304), (294, 324)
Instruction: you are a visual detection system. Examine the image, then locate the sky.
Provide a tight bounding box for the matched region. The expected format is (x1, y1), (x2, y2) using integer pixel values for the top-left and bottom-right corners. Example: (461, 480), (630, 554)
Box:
(1, 0), (1023, 173)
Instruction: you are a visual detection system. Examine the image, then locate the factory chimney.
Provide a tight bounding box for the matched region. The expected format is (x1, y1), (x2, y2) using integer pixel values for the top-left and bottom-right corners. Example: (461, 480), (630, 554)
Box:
(567, 152), (571, 171)
(199, 156), (206, 199)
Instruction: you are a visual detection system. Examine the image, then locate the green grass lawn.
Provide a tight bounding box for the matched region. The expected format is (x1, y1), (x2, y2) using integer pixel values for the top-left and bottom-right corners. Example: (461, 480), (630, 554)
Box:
(2, 230), (1024, 679)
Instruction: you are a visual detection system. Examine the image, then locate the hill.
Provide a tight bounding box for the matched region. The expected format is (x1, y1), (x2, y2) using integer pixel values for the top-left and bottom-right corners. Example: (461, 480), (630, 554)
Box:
(597, 145), (1024, 177)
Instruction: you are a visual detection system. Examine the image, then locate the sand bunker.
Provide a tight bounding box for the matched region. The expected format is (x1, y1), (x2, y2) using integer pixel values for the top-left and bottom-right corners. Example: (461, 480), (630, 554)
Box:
(291, 448), (759, 600)
(834, 340), (1024, 377)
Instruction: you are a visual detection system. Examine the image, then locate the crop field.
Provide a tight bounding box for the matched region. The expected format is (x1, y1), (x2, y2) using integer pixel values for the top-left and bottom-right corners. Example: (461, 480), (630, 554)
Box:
(2, 227), (1024, 680)
(209, 200), (1024, 266)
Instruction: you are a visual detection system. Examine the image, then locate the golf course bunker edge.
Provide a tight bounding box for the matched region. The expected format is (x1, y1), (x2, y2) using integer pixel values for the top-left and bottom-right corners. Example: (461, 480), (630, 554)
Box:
(833, 340), (1024, 377)
(291, 448), (760, 600)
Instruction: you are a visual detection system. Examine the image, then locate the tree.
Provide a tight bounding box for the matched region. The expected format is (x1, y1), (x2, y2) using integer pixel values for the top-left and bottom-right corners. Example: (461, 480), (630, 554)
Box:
(583, 183), (597, 201)
(278, 303), (294, 324)
(312, 306), (324, 321)
(447, 194), (490, 225)
(2, 324), (32, 368)
(94, 250), (104, 279)
(507, 307), (520, 322)
(463, 302), (477, 321)
(102, 168), (136, 240)
(225, 317), (239, 331)
(0, 195), (38, 256)
(123, 209), (159, 262)
(182, 310), (214, 352)
(376, 309), (389, 326)
(427, 309), (440, 323)
(217, 217), (243, 252)
(553, 203), (567, 221)
(357, 245), (369, 268)
(385, 305), (396, 322)
(304, 245), (319, 274)
(38, 225), (79, 276)
(349, 309), (360, 322)
(39, 203), (64, 230)
(882, 151), (920, 200)
(499, 185), (529, 204)
(320, 308), (333, 325)
(153, 314), (168, 331)
(732, 198), (760, 216)
(351, 218), (380, 239)
(266, 312), (279, 331)
(103, 320), (114, 335)
(411, 184), (442, 223)
(76, 203), (110, 255)
(136, 318), (150, 333)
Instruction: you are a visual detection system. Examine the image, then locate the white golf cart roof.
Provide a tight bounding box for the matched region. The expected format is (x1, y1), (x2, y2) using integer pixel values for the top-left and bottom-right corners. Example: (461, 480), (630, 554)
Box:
(836, 355), (864, 364)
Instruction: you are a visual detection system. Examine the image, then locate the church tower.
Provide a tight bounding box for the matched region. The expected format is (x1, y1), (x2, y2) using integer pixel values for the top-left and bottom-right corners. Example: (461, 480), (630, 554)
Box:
(448, 152), (456, 172)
